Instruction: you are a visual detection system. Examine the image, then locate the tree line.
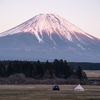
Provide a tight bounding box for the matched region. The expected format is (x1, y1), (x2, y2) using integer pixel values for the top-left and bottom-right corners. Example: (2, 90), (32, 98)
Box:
(0, 59), (87, 81)
(68, 62), (100, 70)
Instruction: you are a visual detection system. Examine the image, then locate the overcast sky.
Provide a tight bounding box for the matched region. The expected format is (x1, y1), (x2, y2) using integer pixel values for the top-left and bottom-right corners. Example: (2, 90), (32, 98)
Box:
(0, 0), (100, 39)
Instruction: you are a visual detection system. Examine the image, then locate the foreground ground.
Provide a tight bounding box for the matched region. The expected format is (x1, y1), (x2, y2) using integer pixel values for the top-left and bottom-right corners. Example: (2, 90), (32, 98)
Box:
(0, 85), (100, 100)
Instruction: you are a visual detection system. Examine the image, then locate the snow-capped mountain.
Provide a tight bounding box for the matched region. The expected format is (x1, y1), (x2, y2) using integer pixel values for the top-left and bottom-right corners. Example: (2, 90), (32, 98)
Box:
(0, 14), (100, 62)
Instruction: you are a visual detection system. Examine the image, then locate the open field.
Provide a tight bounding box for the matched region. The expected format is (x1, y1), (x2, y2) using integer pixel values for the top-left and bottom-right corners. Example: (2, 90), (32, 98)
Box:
(0, 85), (100, 100)
(84, 70), (100, 77)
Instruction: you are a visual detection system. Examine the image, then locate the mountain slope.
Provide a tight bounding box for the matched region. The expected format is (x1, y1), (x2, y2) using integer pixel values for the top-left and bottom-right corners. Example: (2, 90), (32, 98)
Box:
(0, 14), (100, 62)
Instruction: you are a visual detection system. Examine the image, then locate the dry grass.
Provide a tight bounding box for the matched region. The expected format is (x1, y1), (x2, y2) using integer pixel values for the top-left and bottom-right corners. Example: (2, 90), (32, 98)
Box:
(84, 70), (100, 77)
(0, 85), (100, 100)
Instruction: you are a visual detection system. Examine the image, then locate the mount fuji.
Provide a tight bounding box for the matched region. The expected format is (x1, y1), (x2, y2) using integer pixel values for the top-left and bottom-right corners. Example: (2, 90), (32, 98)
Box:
(0, 14), (100, 62)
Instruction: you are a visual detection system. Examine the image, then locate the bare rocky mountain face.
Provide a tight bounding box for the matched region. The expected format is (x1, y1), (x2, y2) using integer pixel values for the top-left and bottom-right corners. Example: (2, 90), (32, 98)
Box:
(0, 14), (100, 62)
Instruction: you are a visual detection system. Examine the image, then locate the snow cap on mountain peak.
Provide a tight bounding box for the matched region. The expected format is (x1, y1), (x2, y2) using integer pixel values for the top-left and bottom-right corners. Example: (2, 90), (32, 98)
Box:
(0, 13), (95, 42)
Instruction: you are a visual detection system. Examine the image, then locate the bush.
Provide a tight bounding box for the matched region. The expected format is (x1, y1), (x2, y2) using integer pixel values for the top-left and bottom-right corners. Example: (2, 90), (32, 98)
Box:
(8, 73), (26, 84)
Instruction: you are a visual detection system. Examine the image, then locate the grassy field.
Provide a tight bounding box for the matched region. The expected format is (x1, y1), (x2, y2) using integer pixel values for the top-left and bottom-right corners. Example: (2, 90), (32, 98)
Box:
(84, 70), (100, 77)
(0, 85), (100, 100)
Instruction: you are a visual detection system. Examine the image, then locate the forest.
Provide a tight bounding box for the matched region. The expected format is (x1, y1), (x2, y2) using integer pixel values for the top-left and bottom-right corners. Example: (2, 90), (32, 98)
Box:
(68, 62), (100, 70)
(0, 59), (89, 84)
(0, 59), (87, 79)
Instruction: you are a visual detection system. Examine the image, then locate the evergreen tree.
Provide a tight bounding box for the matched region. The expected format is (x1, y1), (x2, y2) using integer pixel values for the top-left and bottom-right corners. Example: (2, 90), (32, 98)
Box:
(7, 61), (13, 76)
(75, 66), (82, 80)
(0, 63), (6, 77)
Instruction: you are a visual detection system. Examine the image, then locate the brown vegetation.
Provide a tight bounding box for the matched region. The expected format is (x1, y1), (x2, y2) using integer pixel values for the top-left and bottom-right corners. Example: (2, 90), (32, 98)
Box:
(0, 85), (100, 100)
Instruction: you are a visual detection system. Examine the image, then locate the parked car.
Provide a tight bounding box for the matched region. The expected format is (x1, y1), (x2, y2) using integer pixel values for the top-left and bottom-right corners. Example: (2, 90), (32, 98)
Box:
(53, 85), (60, 91)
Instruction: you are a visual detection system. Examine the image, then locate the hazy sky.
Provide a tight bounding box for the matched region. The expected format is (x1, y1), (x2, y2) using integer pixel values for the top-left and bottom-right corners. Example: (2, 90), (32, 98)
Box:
(0, 0), (100, 38)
